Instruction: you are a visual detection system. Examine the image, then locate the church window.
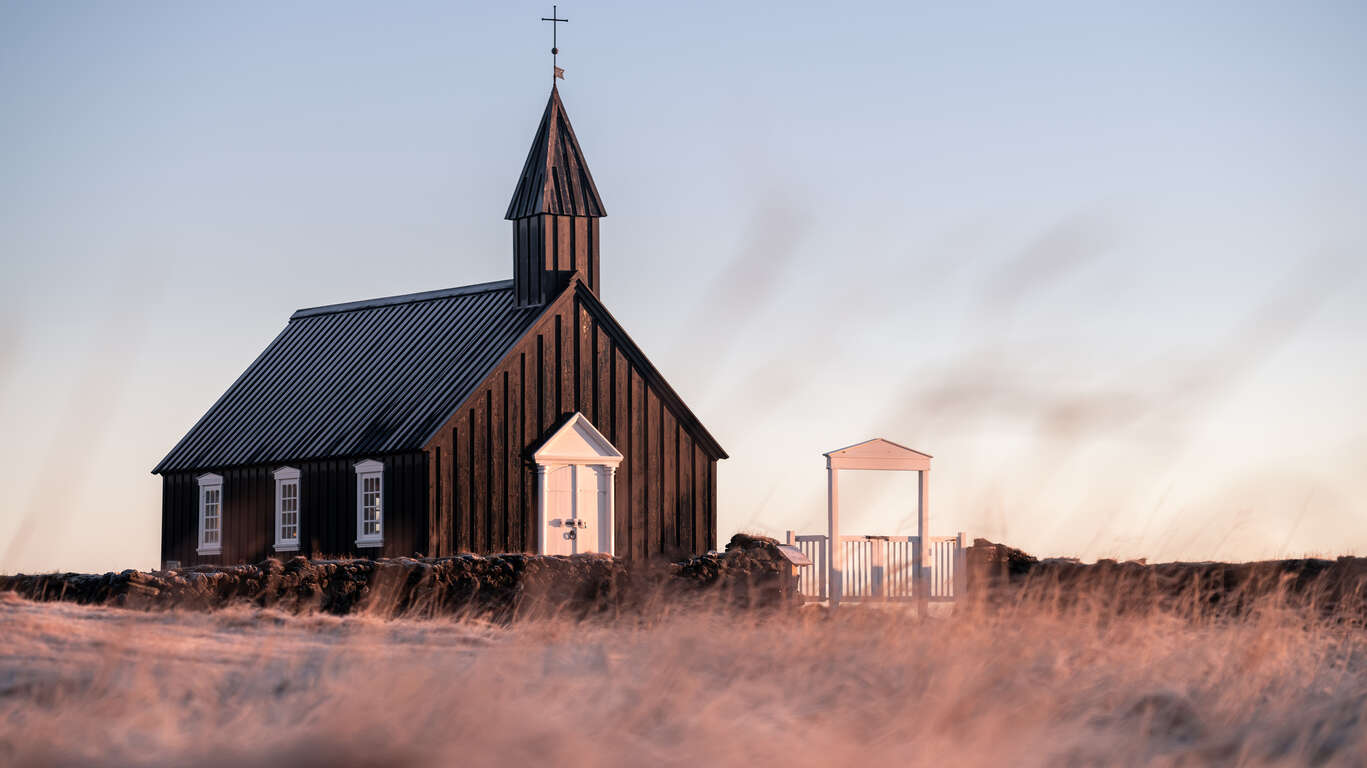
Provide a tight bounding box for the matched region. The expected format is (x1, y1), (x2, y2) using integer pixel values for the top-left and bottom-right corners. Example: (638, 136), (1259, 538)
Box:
(354, 460), (384, 548)
(273, 467), (301, 552)
(196, 473), (224, 556)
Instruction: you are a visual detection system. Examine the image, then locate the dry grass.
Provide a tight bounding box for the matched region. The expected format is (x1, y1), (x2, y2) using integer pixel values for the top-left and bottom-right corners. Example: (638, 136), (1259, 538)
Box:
(2, 585), (1366, 767)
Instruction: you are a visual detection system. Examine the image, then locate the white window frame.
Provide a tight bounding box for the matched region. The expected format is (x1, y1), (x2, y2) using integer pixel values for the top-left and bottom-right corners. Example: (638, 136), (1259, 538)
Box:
(273, 466), (301, 553)
(354, 459), (384, 549)
(196, 473), (224, 556)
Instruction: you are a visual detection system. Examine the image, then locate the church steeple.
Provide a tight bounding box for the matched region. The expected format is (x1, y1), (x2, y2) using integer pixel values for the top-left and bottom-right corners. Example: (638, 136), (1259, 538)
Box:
(507, 86), (607, 306)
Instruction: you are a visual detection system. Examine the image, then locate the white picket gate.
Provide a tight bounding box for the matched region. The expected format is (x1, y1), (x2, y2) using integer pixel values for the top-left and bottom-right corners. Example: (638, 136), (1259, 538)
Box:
(788, 532), (968, 604)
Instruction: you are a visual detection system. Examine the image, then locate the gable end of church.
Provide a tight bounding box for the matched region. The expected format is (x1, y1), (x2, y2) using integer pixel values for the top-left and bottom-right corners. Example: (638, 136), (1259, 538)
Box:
(422, 276), (724, 560)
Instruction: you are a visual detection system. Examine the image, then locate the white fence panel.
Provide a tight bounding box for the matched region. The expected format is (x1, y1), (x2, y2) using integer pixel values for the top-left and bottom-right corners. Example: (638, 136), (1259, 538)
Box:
(927, 536), (957, 599)
(885, 537), (918, 600)
(789, 532), (969, 604)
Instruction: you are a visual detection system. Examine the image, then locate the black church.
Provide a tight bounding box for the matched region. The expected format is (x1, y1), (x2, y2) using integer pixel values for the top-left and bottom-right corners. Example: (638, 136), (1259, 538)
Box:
(153, 86), (727, 567)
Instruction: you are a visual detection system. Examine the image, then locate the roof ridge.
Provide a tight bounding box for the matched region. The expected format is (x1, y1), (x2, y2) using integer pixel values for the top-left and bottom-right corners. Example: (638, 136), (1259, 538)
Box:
(290, 280), (515, 321)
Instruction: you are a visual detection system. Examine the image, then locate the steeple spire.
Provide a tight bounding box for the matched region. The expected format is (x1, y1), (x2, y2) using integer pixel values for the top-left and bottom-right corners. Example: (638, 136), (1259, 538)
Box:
(506, 87), (606, 219)
(507, 87), (607, 306)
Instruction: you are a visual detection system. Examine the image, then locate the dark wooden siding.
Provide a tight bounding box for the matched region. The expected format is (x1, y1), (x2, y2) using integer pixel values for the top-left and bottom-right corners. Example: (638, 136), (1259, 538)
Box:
(425, 282), (721, 560)
(160, 452), (429, 567)
(513, 214), (600, 305)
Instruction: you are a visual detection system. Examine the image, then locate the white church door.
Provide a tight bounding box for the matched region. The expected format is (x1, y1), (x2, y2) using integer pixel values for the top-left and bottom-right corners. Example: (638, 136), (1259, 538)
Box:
(534, 413), (623, 556)
(573, 465), (608, 554)
(543, 464), (607, 555)
(545, 464), (576, 555)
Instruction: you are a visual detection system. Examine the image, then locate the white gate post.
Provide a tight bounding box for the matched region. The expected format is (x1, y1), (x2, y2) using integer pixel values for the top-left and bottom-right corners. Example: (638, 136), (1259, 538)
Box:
(819, 535), (828, 601)
(954, 531), (969, 599)
(828, 464), (841, 607)
(872, 537), (886, 600)
(917, 469), (930, 616)
(785, 530), (796, 597)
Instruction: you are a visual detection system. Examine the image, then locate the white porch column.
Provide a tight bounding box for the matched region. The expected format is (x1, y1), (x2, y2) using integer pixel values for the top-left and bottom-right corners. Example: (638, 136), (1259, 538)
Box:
(536, 465), (549, 555)
(605, 465), (617, 557)
(828, 463), (841, 607)
(917, 468), (930, 616)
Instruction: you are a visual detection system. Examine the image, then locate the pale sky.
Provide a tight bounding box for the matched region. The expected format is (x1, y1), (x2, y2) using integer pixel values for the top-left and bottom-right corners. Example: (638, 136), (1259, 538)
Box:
(2, 1), (1365, 573)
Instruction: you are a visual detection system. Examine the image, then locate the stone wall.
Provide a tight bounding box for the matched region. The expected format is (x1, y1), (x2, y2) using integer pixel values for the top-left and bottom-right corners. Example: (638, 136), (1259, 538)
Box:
(964, 539), (1367, 618)
(0, 534), (797, 620)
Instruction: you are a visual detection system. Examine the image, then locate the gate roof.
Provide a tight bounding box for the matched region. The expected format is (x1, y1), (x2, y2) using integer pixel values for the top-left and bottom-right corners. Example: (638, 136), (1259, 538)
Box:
(824, 438), (932, 471)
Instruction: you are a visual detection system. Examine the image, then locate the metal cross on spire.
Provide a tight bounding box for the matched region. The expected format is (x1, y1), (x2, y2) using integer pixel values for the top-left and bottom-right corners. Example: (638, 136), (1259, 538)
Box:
(541, 5), (568, 82)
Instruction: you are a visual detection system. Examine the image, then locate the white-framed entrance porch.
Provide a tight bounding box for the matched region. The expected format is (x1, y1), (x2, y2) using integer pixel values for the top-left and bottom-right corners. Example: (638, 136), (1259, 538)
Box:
(533, 412), (623, 556)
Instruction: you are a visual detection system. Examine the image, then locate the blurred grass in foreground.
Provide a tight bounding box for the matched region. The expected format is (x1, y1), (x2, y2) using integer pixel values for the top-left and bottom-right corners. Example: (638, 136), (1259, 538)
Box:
(3, 573), (1366, 768)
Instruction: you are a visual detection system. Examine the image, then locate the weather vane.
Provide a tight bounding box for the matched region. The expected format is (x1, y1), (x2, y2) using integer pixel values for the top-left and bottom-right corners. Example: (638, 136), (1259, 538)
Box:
(541, 5), (568, 82)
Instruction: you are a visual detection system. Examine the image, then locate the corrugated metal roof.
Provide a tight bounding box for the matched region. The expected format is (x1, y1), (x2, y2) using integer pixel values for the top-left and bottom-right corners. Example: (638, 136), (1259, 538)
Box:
(505, 85), (607, 219)
(153, 280), (541, 473)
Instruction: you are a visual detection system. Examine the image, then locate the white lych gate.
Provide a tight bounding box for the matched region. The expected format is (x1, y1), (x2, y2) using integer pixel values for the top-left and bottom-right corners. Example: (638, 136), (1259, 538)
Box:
(788, 439), (968, 608)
